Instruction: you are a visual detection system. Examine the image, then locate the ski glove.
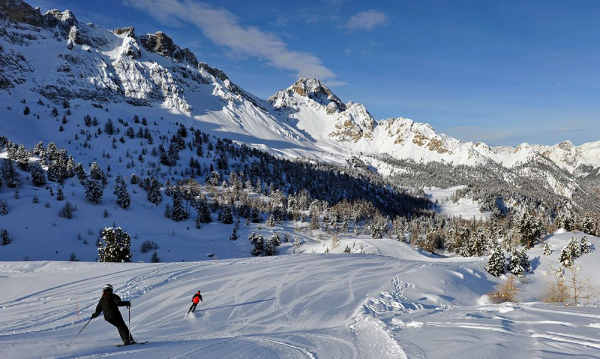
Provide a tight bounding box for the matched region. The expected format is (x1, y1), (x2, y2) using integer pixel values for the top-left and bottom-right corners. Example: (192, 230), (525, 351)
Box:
(91, 313), (98, 319)
(123, 301), (131, 308)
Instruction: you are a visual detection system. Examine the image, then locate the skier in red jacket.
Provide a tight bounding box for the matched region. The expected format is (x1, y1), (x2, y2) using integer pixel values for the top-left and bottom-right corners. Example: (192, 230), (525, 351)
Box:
(187, 290), (203, 314)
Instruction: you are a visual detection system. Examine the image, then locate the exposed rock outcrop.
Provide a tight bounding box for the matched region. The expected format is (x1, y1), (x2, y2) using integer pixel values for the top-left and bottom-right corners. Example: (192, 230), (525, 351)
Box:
(0, 0), (42, 26)
(140, 31), (198, 66)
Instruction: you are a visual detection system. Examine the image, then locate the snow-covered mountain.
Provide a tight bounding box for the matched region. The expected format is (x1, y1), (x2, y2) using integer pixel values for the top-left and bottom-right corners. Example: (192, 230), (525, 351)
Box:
(2, 0), (599, 174)
(1, 0), (599, 219)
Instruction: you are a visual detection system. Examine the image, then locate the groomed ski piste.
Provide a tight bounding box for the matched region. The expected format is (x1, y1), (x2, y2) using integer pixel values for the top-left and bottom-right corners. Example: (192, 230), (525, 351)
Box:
(2, 231), (600, 359)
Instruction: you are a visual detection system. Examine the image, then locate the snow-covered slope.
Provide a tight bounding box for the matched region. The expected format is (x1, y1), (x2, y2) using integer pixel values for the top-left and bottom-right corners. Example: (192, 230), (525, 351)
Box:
(2, 231), (600, 358)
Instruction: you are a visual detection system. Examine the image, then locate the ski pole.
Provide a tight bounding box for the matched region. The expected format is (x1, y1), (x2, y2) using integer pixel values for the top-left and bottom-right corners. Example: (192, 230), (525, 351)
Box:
(68, 317), (92, 347)
(128, 306), (134, 341)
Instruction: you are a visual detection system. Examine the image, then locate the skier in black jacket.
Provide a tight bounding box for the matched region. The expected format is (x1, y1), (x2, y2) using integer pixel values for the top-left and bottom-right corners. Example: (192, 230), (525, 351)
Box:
(91, 284), (134, 345)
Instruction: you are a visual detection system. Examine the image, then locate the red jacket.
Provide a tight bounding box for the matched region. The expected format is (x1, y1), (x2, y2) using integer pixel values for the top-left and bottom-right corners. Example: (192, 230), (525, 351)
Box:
(192, 292), (203, 304)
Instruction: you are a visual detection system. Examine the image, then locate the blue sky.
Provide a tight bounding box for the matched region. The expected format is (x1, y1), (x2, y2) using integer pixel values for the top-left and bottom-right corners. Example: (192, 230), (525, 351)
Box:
(38, 0), (600, 146)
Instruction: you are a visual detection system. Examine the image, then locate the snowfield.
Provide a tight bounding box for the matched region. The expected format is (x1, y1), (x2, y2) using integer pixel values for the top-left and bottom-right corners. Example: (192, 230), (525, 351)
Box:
(2, 231), (600, 359)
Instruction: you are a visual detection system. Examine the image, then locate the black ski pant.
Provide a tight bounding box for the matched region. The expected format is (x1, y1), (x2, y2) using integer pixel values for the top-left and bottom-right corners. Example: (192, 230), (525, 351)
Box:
(188, 303), (198, 313)
(106, 316), (133, 343)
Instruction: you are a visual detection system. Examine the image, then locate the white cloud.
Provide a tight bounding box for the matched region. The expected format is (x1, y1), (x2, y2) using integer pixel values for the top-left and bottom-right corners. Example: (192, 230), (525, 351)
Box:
(124, 0), (336, 80)
(324, 80), (348, 87)
(345, 9), (388, 31)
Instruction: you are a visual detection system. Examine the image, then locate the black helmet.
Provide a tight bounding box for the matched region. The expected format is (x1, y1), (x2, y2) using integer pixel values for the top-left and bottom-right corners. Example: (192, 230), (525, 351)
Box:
(103, 284), (113, 292)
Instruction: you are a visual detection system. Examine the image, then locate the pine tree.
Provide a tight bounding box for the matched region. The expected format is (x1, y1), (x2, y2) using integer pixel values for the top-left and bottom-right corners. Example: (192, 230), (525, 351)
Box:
(517, 211), (543, 248)
(485, 246), (505, 277)
(29, 161), (46, 186)
(97, 227), (132, 262)
(266, 214), (275, 227)
(581, 236), (593, 254)
(151, 251), (160, 263)
(507, 249), (527, 278)
(220, 206), (234, 224)
(250, 207), (261, 223)
(113, 175), (130, 209)
(558, 237), (582, 268)
(170, 191), (189, 222)
(0, 229), (10, 245)
(581, 213), (597, 236)
(558, 245), (574, 268)
(248, 232), (264, 256)
(147, 177), (162, 205)
(0, 200), (9, 216)
(90, 162), (103, 180)
(543, 242), (551, 255)
(557, 211), (576, 231)
(194, 199), (212, 227)
(56, 188), (64, 201)
(84, 180), (103, 204)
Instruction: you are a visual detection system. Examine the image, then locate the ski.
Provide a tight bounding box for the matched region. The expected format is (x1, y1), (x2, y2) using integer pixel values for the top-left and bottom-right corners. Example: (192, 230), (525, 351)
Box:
(116, 341), (147, 347)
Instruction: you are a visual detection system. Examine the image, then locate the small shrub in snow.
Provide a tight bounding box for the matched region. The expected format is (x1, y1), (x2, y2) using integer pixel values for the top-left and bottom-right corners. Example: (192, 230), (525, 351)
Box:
(140, 240), (159, 253)
(58, 201), (77, 219)
(488, 275), (520, 303)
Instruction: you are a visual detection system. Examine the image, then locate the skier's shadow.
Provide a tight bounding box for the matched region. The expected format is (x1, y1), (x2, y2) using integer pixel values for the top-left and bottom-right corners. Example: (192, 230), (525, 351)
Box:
(198, 298), (276, 311)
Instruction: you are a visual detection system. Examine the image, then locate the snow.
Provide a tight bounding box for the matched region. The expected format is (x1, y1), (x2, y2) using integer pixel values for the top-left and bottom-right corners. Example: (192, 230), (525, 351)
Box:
(2, 231), (600, 358)
(424, 186), (490, 220)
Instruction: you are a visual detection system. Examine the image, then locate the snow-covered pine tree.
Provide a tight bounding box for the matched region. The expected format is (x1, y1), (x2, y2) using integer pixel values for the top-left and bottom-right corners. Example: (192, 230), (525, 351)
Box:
(543, 242), (551, 255)
(517, 211), (544, 248)
(518, 248), (532, 274)
(84, 179), (103, 204)
(581, 213), (597, 236)
(90, 162), (103, 180)
(266, 214), (275, 227)
(0, 229), (10, 245)
(507, 249), (524, 278)
(248, 232), (264, 256)
(558, 237), (581, 268)
(580, 236), (592, 254)
(556, 211), (576, 231)
(97, 227), (132, 262)
(113, 175), (130, 209)
(558, 245), (574, 268)
(485, 246), (505, 277)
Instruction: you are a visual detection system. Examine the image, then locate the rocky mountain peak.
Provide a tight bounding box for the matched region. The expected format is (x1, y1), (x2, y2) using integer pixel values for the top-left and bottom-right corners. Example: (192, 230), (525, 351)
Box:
(140, 31), (198, 66)
(290, 77), (346, 112)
